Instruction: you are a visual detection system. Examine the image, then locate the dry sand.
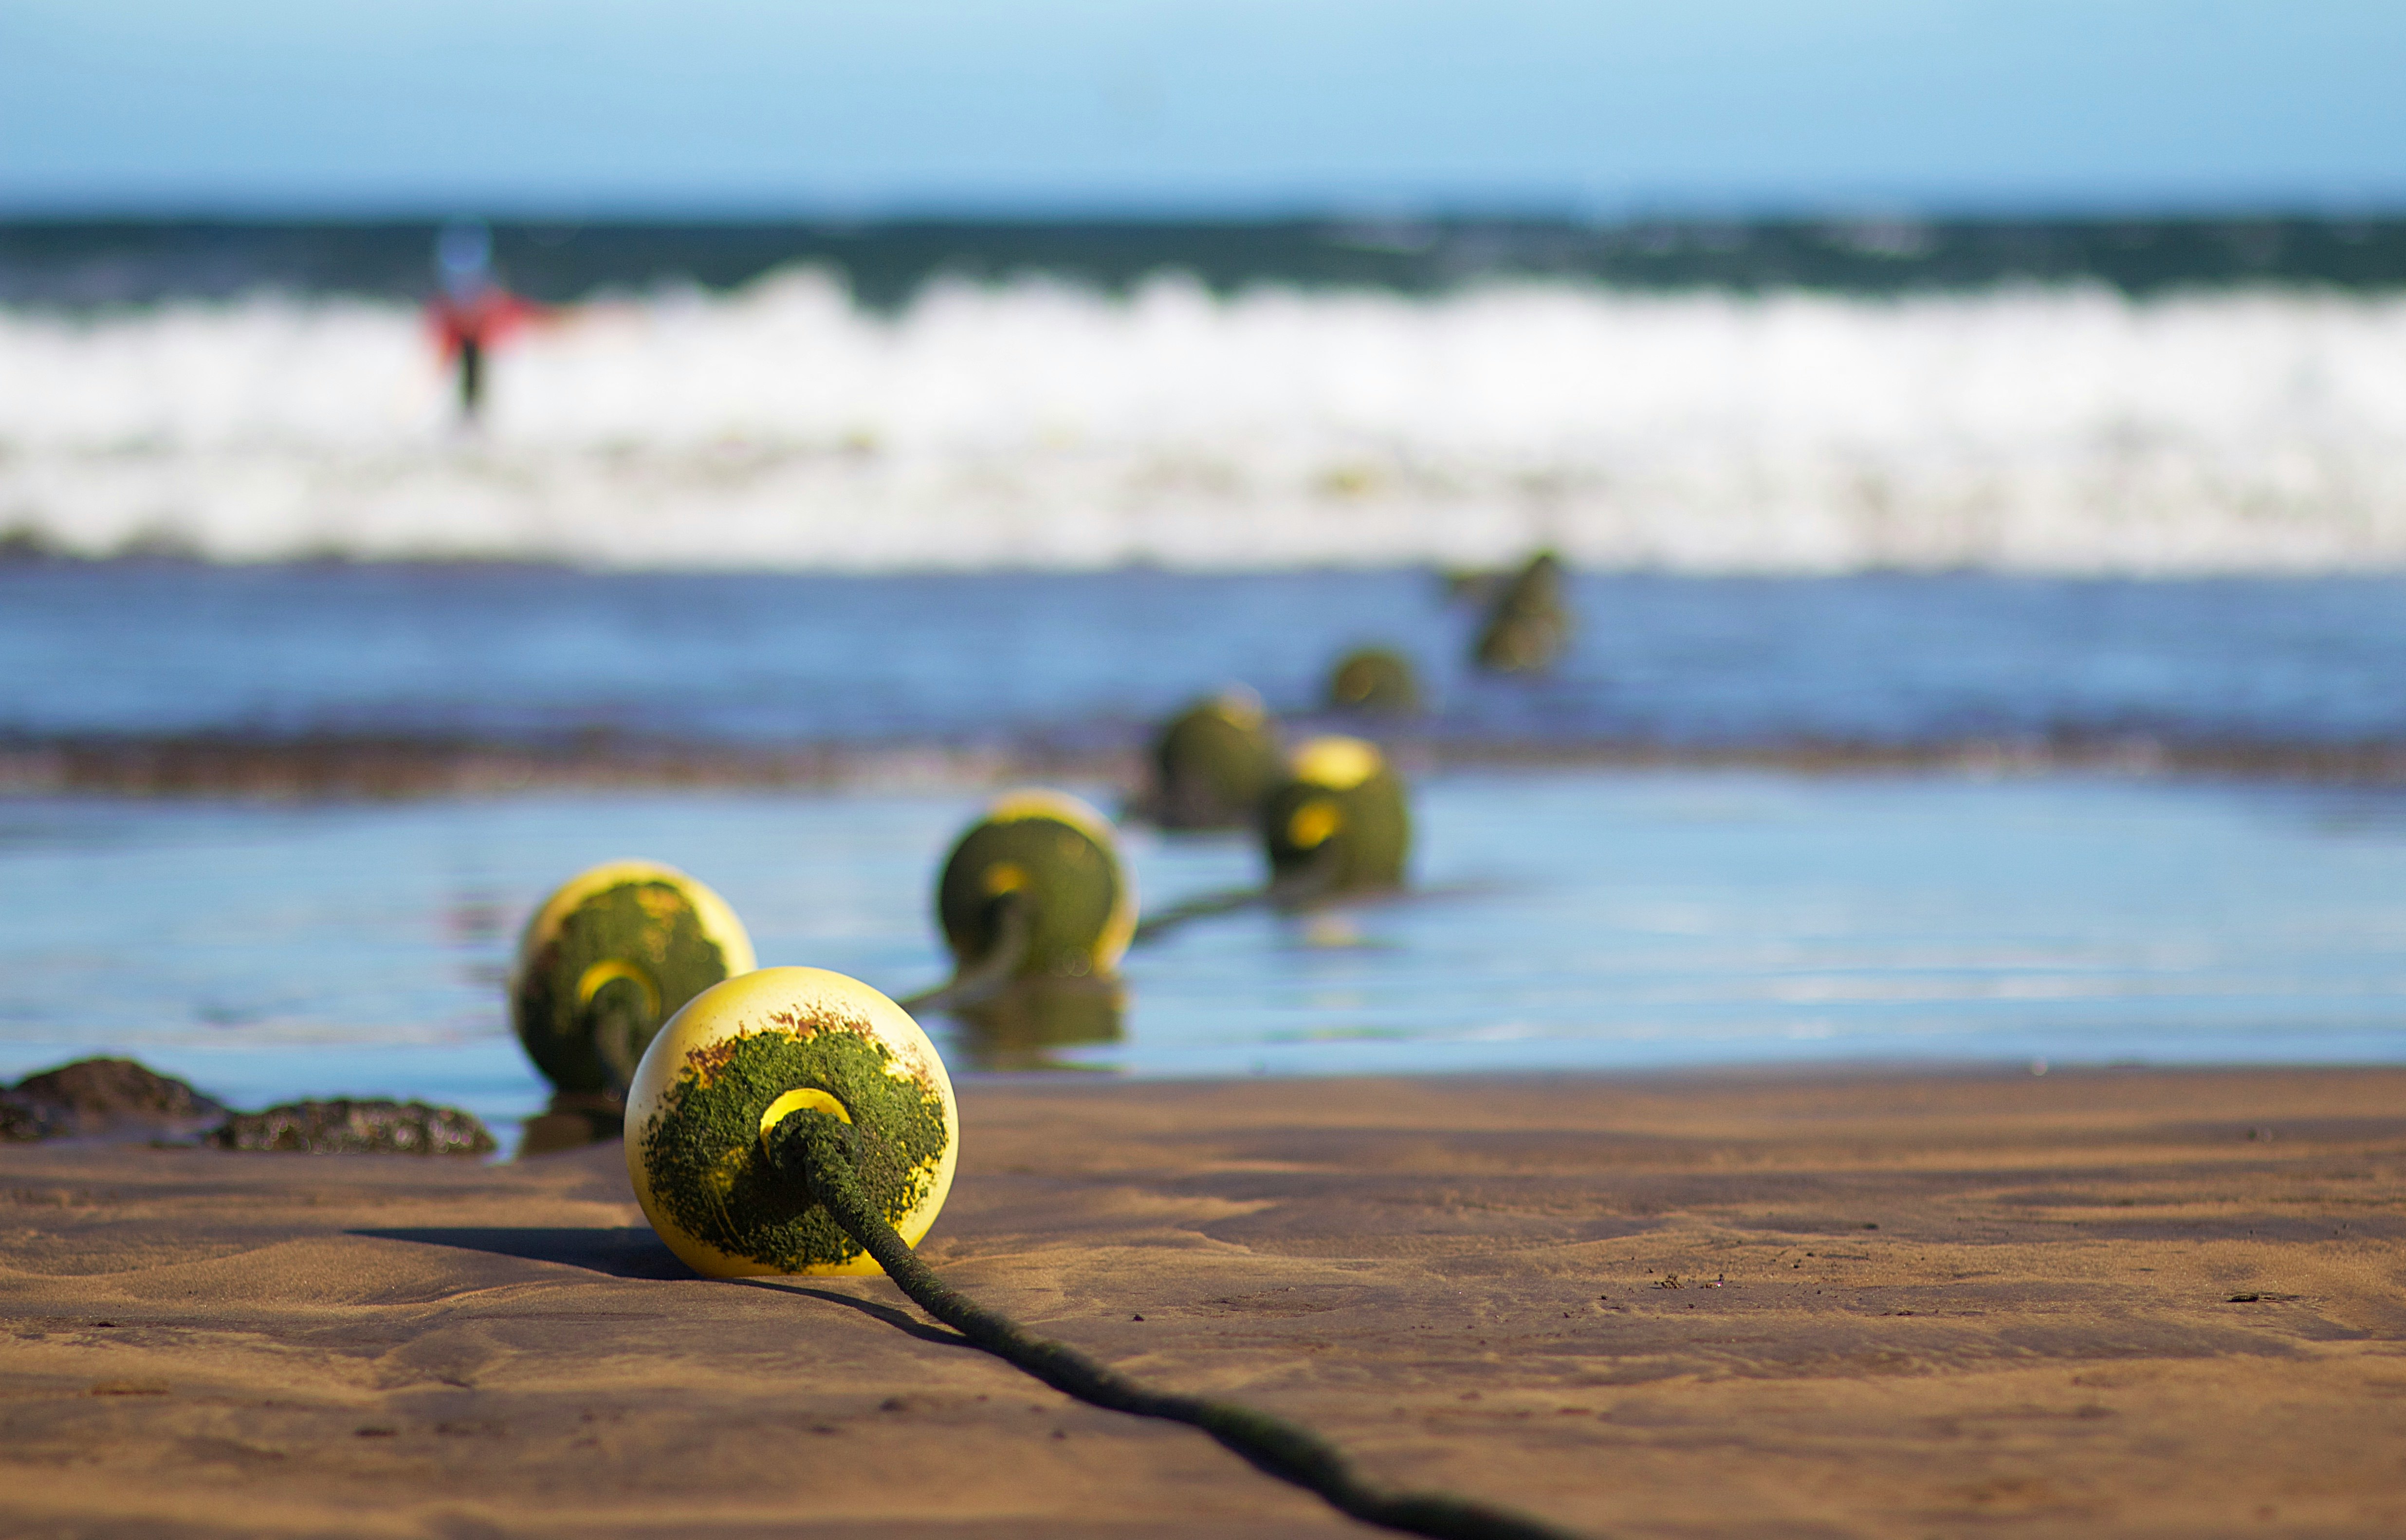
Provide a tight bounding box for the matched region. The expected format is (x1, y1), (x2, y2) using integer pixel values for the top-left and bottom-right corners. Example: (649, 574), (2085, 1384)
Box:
(2, 1065), (2402, 1538)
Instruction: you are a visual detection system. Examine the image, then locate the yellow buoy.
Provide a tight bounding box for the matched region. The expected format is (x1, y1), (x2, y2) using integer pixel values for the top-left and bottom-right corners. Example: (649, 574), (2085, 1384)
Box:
(510, 861), (755, 1095)
(625, 967), (959, 1278)
(936, 789), (1136, 982)
(1326, 647), (1421, 715)
(1260, 735), (1412, 895)
(1149, 689), (1281, 829)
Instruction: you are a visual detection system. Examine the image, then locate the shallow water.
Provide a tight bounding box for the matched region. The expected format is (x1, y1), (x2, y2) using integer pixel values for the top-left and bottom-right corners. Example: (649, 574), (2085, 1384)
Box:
(8, 565), (2404, 751)
(7, 771), (2402, 1142)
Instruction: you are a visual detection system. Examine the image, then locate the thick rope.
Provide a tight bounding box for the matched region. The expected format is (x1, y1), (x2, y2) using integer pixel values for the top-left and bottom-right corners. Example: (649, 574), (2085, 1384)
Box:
(895, 893), (1036, 1014)
(768, 1110), (1582, 1540)
(587, 976), (654, 1093)
(1132, 844), (1352, 946)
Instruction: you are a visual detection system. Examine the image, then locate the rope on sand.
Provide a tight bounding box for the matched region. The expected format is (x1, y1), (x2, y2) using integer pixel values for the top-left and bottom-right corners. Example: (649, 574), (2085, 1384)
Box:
(767, 1108), (1584, 1540)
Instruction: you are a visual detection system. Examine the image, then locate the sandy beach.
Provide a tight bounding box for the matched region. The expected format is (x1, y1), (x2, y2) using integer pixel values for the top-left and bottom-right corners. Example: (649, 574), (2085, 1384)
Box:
(2, 1065), (2401, 1538)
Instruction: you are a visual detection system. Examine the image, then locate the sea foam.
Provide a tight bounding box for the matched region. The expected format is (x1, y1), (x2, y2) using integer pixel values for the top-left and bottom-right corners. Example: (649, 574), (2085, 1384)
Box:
(4, 271), (2404, 571)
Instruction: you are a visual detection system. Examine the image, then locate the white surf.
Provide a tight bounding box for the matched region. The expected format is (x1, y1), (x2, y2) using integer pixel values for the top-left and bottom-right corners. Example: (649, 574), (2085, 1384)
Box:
(4, 271), (2404, 572)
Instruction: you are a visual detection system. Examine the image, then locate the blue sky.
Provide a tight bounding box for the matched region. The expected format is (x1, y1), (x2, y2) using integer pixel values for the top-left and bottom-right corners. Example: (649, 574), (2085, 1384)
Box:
(5, 0), (2403, 216)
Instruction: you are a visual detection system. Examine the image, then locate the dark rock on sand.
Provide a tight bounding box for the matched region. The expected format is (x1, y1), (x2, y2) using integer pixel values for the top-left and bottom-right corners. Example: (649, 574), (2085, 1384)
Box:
(209, 1099), (497, 1156)
(5, 1056), (227, 1138)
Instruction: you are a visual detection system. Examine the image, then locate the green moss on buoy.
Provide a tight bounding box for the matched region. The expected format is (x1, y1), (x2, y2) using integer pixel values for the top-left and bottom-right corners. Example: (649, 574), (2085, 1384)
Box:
(937, 790), (1135, 981)
(1474, 550), (1573, 673)
(1150, 689), (1280, 829)
(1259, 736), (1411, 896)
(1326, 647), (1421, 715)
(636, 1020), (947, 1272)
(510, 862), (755, 1096)
(625, 968), (958, 1277)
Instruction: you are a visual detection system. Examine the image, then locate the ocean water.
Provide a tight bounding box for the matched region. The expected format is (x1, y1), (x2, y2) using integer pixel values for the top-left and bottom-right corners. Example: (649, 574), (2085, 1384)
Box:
(4, 565), (2405, 754)
(6, 274), (2406, 572)
(5, 775), (2403, 1143)
(5, 219), (2403, 1132)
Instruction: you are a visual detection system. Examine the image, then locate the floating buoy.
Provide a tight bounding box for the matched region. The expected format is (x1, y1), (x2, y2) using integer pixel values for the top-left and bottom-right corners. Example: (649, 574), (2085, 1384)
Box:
(1261, 736), (1411, 895)
(510, 861), (755, 1095)
(1326, 646), (1420, 715)
(934, 790), (1135, 990)
(1149, 689), (1280, 829)
(625, 966), (958, 1278)
(623, 967), (1572, 1540)
(1473, 550), (1572, 673)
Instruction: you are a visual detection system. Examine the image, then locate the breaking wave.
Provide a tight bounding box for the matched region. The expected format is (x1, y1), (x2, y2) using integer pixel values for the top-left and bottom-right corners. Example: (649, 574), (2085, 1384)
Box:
(5, 271), (2405, 571)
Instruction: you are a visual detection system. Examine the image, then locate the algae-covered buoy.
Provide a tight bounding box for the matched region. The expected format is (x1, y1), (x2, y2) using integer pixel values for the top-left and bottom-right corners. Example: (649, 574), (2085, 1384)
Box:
(936, 790), (1135, 986)
(625, 966), (957, 1278)
(1261, 735), (1411, 896)
(1149, 689), (1280, 829)
(511, 861), (755, 1096)
(1326, 647), (1420, 715)
(1473, 550), (1572, 674)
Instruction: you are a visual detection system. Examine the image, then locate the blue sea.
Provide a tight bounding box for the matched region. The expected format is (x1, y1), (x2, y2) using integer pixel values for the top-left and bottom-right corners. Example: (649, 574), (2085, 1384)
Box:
(4, 218), (2404, 1141)
(5, 565), (2405, 1143)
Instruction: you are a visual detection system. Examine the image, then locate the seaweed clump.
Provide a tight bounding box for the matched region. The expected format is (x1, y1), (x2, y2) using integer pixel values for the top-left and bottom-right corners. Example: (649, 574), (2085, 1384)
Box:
(208, 1099), (497, 1156)
(638, 1021), (948, 1271)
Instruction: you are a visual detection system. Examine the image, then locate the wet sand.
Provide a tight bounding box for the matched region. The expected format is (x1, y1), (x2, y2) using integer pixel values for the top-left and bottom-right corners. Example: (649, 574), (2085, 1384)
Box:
(10, 731), (2406, 801)
(2, 1065), (2401, 1538)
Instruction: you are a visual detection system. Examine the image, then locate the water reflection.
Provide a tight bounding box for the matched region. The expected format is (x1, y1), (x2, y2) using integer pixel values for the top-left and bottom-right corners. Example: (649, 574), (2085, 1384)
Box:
(942, 976), (1127, 1072)
(517, 1091), (624, 1157)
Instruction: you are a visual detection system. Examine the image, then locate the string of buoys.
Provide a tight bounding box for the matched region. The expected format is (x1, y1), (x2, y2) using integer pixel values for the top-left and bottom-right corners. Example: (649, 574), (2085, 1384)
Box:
(510, 666), (1444, 1106)
(499, 553), (1583, 1534)
(1135, 733), (1413, 941)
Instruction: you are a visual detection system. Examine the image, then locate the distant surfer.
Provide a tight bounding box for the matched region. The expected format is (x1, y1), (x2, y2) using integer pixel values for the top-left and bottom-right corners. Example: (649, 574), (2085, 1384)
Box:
(426, 220), (538, 423)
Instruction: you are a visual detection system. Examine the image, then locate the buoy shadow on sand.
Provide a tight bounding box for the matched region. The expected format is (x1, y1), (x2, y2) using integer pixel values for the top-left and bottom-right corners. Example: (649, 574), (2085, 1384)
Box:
(350, 1224), (689, 1280)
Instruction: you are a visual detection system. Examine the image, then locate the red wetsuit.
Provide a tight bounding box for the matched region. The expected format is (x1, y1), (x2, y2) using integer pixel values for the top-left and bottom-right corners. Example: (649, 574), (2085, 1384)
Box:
(427, 288), (542, 419)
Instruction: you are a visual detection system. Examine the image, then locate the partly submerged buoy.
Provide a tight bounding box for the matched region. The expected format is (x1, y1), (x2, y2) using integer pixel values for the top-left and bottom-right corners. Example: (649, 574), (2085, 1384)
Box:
(1261, 736), (1411, 896)
(934, 790), (1135, 989)
(1473, 550), (1573, 674)
(1326, 646), (1421, 715)
(624, 966), (958, 1278)
(1148, 689), (1280, 829)
(510, 861), (755, 1096)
